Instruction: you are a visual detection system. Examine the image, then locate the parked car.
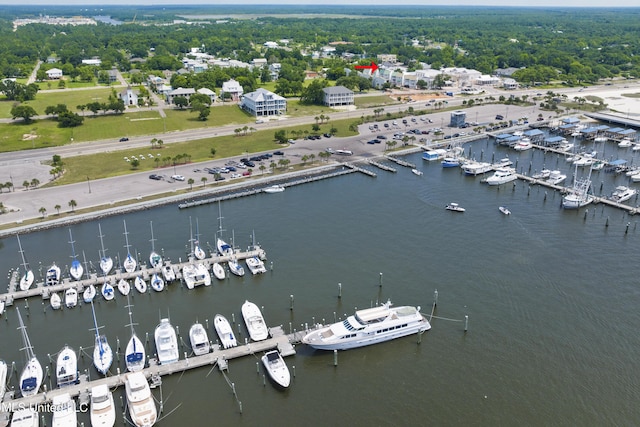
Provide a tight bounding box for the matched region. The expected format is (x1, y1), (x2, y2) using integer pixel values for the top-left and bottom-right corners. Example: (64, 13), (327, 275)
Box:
(149, 174), (161, 180)
(495, 114), (504, 120)
(242, 170), (252, 176)
(273, 151), (285, 156)
(171, 175), (185, 181)
(119, 137), (129, 142)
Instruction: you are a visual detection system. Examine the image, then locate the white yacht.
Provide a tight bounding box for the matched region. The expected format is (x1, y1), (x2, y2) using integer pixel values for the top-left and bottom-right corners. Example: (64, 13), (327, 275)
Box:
(0, 360), (7, 401)
(262, 350), (291, 388)
(10, 408), (38, 427)
(154, 318), (179, 365)
(214, 314), (237, 349)
(90, 384), (116, 427)
(513, 138), (533, 151)
(98, 224), (113, 276)
(491, 157), (513, 168)
(90, 301), (113, 376)
(189, 322), (211, 356)
(150, 274), (164, 292)
(461, 160), (492, 176)
(125, 372), (157, 427)
(17, 308), (43, 397)
(212, 262), (225, 280)
(618, 138), (632, 148)
(83, 284), (96, 303)
(546, 170), (567, 185)
(68, 229), (83, 281)
(562, 168), (594, 209)
(161, 264), (175, 283)
(485, 168), (517, 185)
(45, 263), (61, 286)
(122, 220), (137, 274)
(183, 262), (211, 289)
(263, 184), (286, 193)
(445, 202), (465, 212)
(56, 346), (77, 387)
(246, 256), (267, 274)
(50, 293), (62, 310)
(216, 238), (233, 257)
(228, 259), (245, 277)
(17, 235), (34, 291)
(611, 185), (637, 203)
(51, 393), (77, 427)
(302, 301), (431, 351)
(532, 169), (551, 179)
(64, 288), (77, 308)
(241, 300), (269, 341)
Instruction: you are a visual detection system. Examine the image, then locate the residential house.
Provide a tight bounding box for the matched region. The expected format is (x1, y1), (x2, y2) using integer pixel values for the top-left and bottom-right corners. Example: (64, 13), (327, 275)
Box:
(322, 86), (354, 107)
(45, 68), (63, 79)
(196, 87), (216, 104)
(166, 87), (196, 105)
(220, 79), (244, 102)
(240, 88), (286, 117)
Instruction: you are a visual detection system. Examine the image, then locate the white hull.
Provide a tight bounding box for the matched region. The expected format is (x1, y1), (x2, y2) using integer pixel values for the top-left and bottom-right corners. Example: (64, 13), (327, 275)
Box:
(10, 408), (38, 427)
(0, 360), (6, 401)
(101, 282), (115, 301)
(486, 168), (517, 185)
(611, 186), (637, 203)
(214, 315), (237, 349)
(100, 257), (113, 276)
(125, 334), (145, 373)
(263, 184), (285, 193)
(462, 161), (492, 176)
(46, 264), (61, 286)
(411, 168), (423, 176)
(216, 238), (233, 257)
(189, 323), (211, 356)
(242, 301), (269, 341)
(228, 260), (245, 277)
(161, 265), (175, 282)
(562, 194), (594, 209)
(69, 260), (83, 281)
(302, 302), (431, 351)
(262, 350), (291, 388)
(135, 276), (148, 293)
(149, 251), (162, 269)
(64, 288), (77, 308)
(51, 393), (77, 427)
(546, 171), (567, 185)
(19, 270), (34, 291)
(123, 254), (137, 274)
(246, 256), (267, 274)
(90, 384), (116, 427)
(93, 335), (113, 375)
(499, 206), (511, 215)
(194, 245), (206, 260)
(117, 279), (131, 296)
(183, 263), (211, 289)
(212, 262), (225, 280)
(150, 274), (164, 292)
(20, 357), (43, 397)
(56, 346), (78, 387)
(125, 372), (157, 427)
(51, 293), (62, 310)
(83, 285), (96, 303)
(155, 319), (179, 365)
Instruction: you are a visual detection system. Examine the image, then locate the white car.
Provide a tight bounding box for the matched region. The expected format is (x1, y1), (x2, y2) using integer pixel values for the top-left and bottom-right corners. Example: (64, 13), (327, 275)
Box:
(230, 173), (242, 179)
(171, 175), (185, 181)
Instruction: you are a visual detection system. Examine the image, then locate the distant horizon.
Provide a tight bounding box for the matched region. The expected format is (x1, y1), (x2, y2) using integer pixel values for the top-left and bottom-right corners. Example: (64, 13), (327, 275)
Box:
(0, 2), (639, 8)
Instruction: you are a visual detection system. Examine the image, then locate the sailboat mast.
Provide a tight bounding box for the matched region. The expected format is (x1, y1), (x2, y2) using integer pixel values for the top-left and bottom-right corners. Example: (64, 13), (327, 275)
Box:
(189, 216), (195, 255)
(123, 220), (131, 254)
(68, 229), (78, 261)
(16, 308), (35, 360)
(16, 234), (29, 270)
(149, 221), (156, 252)
(98, 223), (108, 258)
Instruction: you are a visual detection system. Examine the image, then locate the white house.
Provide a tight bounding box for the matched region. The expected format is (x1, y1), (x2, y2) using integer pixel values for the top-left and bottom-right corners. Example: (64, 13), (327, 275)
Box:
(46, 68), (63, 79)
(81, 58), (101, 66)
(221, 79), (244, 102)
(323, 86), (354, 107)
(166, 87), (196, 105)
(196, 87), (216, 104)
(240, 88), (286, 117)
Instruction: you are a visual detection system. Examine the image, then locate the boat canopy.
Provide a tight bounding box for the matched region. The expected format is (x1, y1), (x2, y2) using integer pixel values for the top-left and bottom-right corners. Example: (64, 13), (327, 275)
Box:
(355, 305), (392, 323)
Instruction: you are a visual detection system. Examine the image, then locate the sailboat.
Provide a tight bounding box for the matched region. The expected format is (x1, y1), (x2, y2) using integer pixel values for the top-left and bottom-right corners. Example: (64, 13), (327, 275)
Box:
(122, 220), (137, 274)
(184, 217), (211, 289)
(90, 300), (113, 375)
(98, 224), (113, 276)
(83, 284), (96, 303)
(216, 203), (233, 258)
(101, 280), (115, 301)
(0, 359), (7, 401)
(16, 308), (43, 397)
(150, 273), (164, 292)
(124, 296), (146, 372)
(117, 278), (131, 296)
(149, 221), (162, 268)
(68, 229), (84, 281)
(17, 235), (34, 291)
(194, 218), (206, 260)
(135, 275), (149, 293)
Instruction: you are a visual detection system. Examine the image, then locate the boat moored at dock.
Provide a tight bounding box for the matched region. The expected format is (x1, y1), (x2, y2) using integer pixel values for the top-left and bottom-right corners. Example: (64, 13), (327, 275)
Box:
(56, 346), (78, 387)
(90, 384), (116, 427)
(214, 314), (238, 349)
(262, 350), (291, 388)
(189, 322), (211, 356)
(242, 300), (269, 342)
(125, 372), (157, 427)
(154, 318), (179, 365)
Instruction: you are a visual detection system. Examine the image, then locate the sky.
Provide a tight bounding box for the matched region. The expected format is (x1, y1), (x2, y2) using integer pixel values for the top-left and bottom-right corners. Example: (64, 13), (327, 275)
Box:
(0, 1), (638, 7)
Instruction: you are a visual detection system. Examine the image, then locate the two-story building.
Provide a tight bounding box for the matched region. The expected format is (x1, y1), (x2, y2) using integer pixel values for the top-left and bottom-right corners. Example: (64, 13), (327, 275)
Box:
(45, 68), (63, 79)
(166, 87), (196, 105)
(322, 86), (354, 107)
(240, 88), (286, 117)
(220, 79), (244, 102)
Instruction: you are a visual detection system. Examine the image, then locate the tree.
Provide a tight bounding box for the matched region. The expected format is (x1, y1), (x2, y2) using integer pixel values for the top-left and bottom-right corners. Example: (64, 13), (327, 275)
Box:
(68, 199), (77, 212)
(22, 180), (30, 190)
(54, 204), (61, 215)
(39, 207), (46, 218)
(188, 178), (195, 190)
(300, 79), (328, 105)
(200, 176), (208, 187)
(30, 178), (40, 188)
(173, 96), (189, 109)
(10, 105), (37, 123)
(274, 130), (288, 144)
(58, 111), (84, 128)
(130, 159), (140, 169)
(210, 148), (217, 157)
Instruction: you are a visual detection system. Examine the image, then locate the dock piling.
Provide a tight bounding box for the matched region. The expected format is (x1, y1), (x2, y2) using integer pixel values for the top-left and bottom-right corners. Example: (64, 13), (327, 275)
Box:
(379, 272), (383, 287)
(263, 374), (266, 386)
(290, 295), (294, 311)
(464, 315), (469, 332)
(333, 349), (338, 367)
(338, 282), (342, 298)
(434, 289), (438, 307)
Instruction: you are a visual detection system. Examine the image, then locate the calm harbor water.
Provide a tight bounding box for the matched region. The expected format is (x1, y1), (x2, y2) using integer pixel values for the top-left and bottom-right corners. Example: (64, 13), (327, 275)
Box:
(2, 137), (640, 426)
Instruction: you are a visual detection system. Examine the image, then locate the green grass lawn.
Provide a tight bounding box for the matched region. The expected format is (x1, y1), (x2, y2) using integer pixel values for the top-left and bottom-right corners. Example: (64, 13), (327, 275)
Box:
(0, 88), (115, 118)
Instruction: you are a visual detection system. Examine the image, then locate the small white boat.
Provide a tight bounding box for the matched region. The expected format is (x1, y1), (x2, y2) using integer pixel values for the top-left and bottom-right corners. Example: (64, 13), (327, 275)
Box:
(491, 157), (513, 168)
(155, 318), (179, 365)
(262, 350), (291, 388)
(246, 256), (267, 275)
(461, 161), (492, 176)
(216, 237), (234, 257)
(189, 322), (211, 356)
(125, 300), (146, 373)
(46, 263), (61, 286)
(499, 206), (511, 215)
(485, 167), (517, 185)
(591, 160), (605, 170)
(411, 168), (423, 176)
(0, 300), (4, 317)
(0, 360), (6, 401)
(101, 282), (115, 301)
(98, 224), (113, 276)
(17, 308), (43, 397)
(618, 138), (632, 148)
(263, 184), (285, 193)
(10, 408), (38, 427)
(611, 185), (637, 203)
(631, 173), (640, 183)
(90, 384), (116, 427)
(193, 243), (206, 261)
(17, 235), (34, 292)
(149, 221), (162, 268)
(532, 169), (551, 179)
(90, 302), (113, 376)
(135, 276), (148, 294)
(162, 264), (176, 282)
(125, 372), (157, 427)
(633, 144), (640, 151)
(546, 170), (567, 185)
(68, 229), (83, 281)
(64, 288), (77, 309)
(52, 393), (77, 427)
(122, 220), (137, 273)
(513, 138), (533, 151)
(56, 346), (78, 387)
(150, 274), (164, 292)
(212, 262), (225, 280)
(214, 314), (238, 349)
(445, 202), (465, 212)
(117, 279), (131, 296)
(83, 284), (96, 303)
(228, 259), (245, 277)
(51, 292), (62, 310)
(242, 300), (269, 342)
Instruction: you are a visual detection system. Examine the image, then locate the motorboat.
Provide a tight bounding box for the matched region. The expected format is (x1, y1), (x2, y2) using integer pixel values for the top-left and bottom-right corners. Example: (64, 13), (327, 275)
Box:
(98, 224), (113, 276)
(101, 282), (115, 301)
(263, 184), (285, 193)
(90, 384), (116, 427)
(532, 169), (551, 179)
(633, 144), (640, 151)
(618, 138), (632, 148)
(17, 308), (43, 397)
(51, 393), (77, 427)
(68, 229), (84, 281)
(0, 300), (4, 317)
(546, 170), (567, 185)
(161, 264), (175, 283)
(150, 274), (164, 292)
(189, 322), (211, 356)
(51, 292), (62, 310)
(302, 300), (431, 351)
(125, 297), (146, 373)
(591, 160), (605, 170)
(461, 161), (492, 176)
(631, 172), (640, 183)
(261, 350), (291, 388)
(445, 202), (465, 212)
(117, 279), (131, 296)
(17, 235), (34, 291)
(64, 288), (77, 309)
(441, 157), (461, 168)
(135, 276), (148, 294)
(499, 206), (511, 215)
(574, 156), (595, 167)
(90, 301), (113, 376)
(246, 256), (267, 275)
(0, 360), (6, 401)
(228, 259), (245, 277)
(149, 221), (162, 268)
(122, 220), (137, 274)
(513, 138), (533, 151)
(46, 263), (61, 286)
(611, 185), (637, 203)
(155, 318), (179, 365)
(485, 168), (517, 185)
(183, 262), (211, 289)
(214, 314), (238, 349)
(241, 300), (269, 342)
(491, 157), (513, 168)
(56, 346), (78, 387)
(10, 408), (38, 427)
(125, 372), (157, 427)
(411, 168), (423, 176)
(83, 284), (96, 303)
(212, 262), (225, 280)
(562, 167), (594, 209)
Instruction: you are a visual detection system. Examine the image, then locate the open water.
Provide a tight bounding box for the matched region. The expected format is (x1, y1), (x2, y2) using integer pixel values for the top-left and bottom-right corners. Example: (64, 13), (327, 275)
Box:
(2, 137), (640, 426)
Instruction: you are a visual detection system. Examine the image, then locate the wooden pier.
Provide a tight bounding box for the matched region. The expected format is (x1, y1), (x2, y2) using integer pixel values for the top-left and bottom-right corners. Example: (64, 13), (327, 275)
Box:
(367, 160), (397, 173)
